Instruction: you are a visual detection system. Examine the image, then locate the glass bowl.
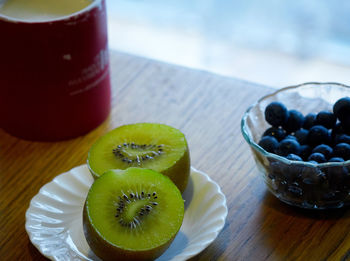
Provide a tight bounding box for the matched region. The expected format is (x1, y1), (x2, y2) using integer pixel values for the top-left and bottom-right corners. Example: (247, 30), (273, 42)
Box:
(241, 82), (350, 209)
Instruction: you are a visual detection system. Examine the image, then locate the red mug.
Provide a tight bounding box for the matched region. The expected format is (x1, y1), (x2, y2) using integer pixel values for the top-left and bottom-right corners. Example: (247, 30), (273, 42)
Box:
(0, 0), (111, 141)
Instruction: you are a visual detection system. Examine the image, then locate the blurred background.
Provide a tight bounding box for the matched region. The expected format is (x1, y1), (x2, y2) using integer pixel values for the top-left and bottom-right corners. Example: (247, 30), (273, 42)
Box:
(105, 0), (350, 88)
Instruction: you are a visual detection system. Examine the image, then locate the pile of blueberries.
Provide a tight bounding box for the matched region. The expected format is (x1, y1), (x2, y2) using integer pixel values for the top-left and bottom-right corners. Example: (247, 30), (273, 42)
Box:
(258, 97), (350, 163)
(256, 97), (350, 208)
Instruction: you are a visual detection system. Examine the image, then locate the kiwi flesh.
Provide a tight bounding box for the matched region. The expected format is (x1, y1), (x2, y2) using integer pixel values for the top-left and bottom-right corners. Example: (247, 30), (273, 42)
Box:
(83, 168), (185, 261)
(87, 123), (190, 193)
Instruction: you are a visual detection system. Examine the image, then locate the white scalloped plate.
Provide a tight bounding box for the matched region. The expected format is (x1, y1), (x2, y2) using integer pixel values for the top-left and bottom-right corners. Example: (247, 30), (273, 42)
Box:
(25, 165), (227, 261)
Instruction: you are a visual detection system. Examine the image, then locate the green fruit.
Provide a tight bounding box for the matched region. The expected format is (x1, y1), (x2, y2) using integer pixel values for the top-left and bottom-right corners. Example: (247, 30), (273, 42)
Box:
(83, 168), (185, 261)
(87, 123), (190, 193)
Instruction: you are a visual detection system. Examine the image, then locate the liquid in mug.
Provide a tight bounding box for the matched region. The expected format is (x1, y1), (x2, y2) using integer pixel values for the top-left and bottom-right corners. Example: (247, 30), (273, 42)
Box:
(0, 0), (92, 21)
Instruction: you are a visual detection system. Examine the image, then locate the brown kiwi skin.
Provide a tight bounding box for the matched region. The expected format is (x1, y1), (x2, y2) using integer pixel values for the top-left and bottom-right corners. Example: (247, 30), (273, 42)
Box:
(87, 144), (191, 194)
(83, 201), (177, 261)
(161, 145), (190, 194)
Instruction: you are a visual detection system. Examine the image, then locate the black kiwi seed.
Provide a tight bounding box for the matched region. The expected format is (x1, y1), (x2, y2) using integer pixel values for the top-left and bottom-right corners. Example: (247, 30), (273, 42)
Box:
(134, 218), (140, 227)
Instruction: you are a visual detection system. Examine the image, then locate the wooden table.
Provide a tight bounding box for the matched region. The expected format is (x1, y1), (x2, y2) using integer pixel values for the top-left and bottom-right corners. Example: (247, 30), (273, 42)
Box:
(1, 51), (350, 261)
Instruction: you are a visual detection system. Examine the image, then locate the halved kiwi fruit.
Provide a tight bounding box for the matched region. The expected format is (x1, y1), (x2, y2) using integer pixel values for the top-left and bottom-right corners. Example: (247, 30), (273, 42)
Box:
(83, 168), (185, 261)
(87, 123), (190, 193)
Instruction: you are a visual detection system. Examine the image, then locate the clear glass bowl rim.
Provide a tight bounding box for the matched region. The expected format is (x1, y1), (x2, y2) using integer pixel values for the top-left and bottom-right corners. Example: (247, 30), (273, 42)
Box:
(241, 81), (350, 168)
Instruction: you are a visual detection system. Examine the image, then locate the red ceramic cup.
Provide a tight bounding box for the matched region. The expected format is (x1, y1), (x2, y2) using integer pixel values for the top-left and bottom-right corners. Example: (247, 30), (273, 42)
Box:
(0, 0), (111, 141)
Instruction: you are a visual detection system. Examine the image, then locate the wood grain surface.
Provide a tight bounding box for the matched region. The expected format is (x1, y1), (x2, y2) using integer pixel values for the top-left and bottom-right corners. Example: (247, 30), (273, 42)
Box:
(1, 51), (350, 261)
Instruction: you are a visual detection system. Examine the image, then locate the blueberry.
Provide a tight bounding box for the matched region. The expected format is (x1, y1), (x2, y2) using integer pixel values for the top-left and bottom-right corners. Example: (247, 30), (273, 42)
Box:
(308, 152), (326, 163)
(327, 165), (348, 190)
(329, 157), (345, 162)
(299, 144), (312, 160)
(340, 116), (350, 134)
(308, 160), (319, 164)
(332, 143), (350, 160)
(276, 138), (300, 156)
(333, 97), (350, 121)
(315, 111), (336, 129)
(285, 134), (297, 140)
(258, 136), (279, 153)
(331, 122), (345, 140)
(288, 184), (303, 198)
(269, 160), (285, 179)
(335, 134), (350, 145)
(301, 167), (326, 187)
(262, 127), (286, 141)
(303, 113), (317, 129)
(308, 125), (330, 146)
(287, 185), (303, 197)
(282, 110), (305, 133)
(294, 129), (309, 145)
(265, 102), (289, 127)
(312, 144), (333, 159)
(286, 154), (303, 161)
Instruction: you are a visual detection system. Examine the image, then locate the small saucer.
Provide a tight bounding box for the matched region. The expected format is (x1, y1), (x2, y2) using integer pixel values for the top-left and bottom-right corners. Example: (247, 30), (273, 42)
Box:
(25, 165), (227, 260)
